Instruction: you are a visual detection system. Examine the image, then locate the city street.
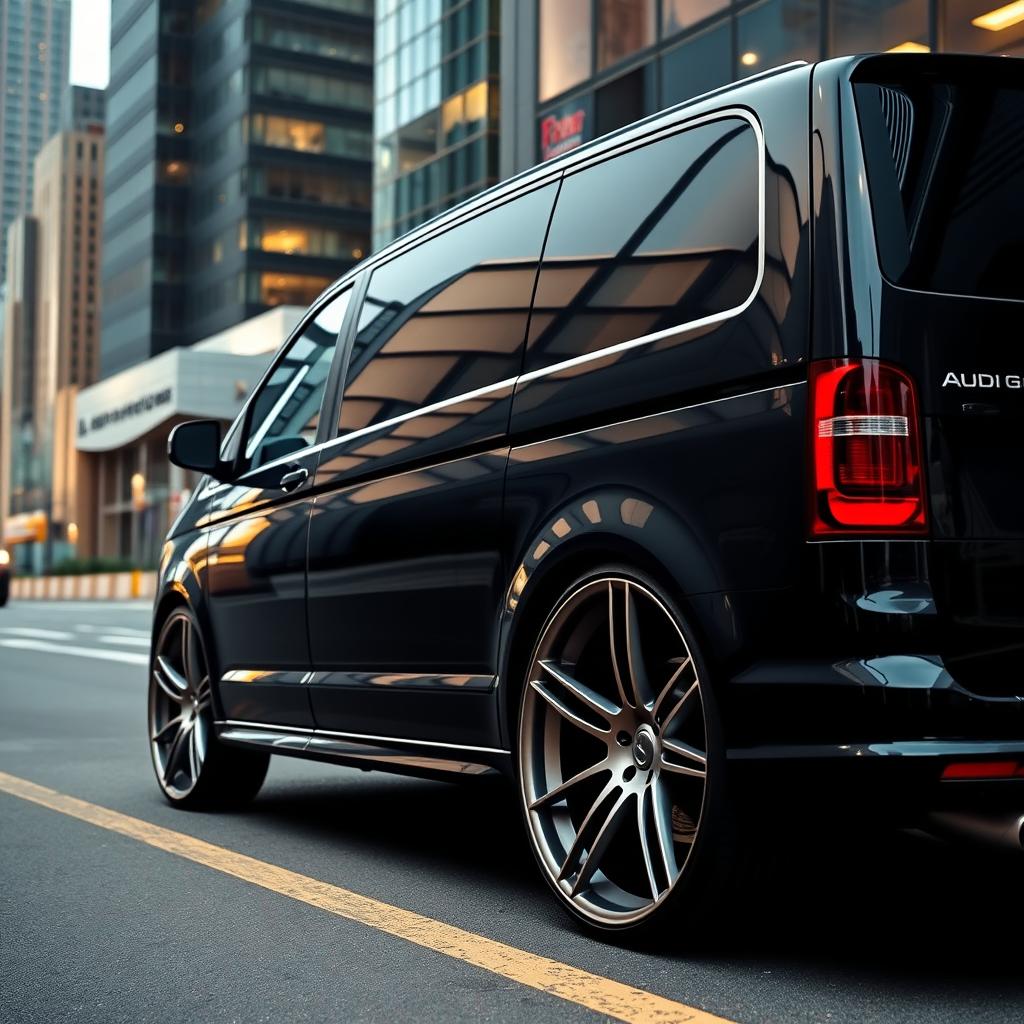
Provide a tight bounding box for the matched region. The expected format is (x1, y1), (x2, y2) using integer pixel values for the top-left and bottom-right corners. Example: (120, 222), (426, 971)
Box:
(1, 599), (1022, 1024)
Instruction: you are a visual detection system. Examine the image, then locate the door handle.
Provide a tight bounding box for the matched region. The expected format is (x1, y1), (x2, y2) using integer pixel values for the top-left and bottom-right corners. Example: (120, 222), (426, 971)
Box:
(279, 466), (309, 493)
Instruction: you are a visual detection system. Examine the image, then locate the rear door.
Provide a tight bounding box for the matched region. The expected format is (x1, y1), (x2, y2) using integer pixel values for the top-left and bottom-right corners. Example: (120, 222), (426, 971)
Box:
(852, 55), (1024, 692)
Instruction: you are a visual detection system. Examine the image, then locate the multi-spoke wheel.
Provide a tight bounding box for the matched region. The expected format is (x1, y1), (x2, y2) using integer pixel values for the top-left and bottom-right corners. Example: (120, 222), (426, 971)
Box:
(148, 608), (268, 808)
(519, 573), (723, 932)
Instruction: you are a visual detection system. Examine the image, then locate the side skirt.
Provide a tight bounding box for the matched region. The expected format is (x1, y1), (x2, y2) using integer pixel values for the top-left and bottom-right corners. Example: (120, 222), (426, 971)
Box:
(215, 720), (514, 783)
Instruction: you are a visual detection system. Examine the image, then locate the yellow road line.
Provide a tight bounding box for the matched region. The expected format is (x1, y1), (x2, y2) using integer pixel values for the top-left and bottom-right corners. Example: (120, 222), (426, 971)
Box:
(0, 770), (733, 1024)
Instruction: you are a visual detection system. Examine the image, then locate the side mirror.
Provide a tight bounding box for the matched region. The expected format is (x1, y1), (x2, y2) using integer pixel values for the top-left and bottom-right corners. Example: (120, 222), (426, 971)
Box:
(168, 420), (231, 480)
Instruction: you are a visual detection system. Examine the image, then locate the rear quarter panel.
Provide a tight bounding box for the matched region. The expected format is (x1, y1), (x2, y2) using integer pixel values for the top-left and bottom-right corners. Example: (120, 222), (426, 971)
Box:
(499, 69), (813, 745)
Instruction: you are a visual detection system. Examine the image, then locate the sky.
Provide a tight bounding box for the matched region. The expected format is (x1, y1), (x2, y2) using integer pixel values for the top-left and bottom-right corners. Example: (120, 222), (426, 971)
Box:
(70, 0), (111, 90)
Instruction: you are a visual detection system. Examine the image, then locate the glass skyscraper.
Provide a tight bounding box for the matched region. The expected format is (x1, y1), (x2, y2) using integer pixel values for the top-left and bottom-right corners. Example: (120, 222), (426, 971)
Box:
(372, 0), (500, 250)
(101, 0), (374, 378)
(501, 0), (1024, 176)
(0, 0), (71, 284)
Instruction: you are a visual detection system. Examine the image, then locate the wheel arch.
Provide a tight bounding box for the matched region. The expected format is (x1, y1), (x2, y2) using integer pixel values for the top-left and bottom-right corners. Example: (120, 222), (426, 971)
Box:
(152, 528), (223, 715)
(496, 488), (731, 750)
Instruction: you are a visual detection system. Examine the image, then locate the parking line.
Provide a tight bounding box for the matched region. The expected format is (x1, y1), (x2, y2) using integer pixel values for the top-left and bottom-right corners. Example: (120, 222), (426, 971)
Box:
(0, 770), (732, 1024)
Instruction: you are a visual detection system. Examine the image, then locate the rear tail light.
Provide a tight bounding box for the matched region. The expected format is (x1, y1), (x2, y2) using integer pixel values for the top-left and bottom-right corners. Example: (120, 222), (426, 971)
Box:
(942, 761), (1023, 780)
(809, 359), (927, 536)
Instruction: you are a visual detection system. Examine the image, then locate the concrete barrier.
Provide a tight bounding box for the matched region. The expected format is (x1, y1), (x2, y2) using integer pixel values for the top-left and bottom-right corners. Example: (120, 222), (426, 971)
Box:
(9, 571), (157, 601)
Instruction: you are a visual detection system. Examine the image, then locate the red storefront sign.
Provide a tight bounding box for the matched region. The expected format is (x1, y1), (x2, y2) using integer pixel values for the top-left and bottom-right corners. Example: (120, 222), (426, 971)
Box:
(539, 97), (592, 161)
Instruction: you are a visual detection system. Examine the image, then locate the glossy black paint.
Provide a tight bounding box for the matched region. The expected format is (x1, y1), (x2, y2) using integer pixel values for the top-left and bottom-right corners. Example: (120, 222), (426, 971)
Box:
(154, 54), (1024, 817)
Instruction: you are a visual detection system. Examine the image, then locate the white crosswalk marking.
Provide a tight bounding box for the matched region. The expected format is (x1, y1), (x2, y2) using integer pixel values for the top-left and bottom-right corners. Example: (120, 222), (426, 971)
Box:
(0, 627), (75, 641)
(74, 624), (150, 638)
(0, 637), (148, 666)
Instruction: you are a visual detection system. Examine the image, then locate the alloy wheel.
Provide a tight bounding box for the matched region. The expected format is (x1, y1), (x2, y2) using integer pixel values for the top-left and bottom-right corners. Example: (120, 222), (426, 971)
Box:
(519, 576), (708, 926)
(149, 611), (213, 801)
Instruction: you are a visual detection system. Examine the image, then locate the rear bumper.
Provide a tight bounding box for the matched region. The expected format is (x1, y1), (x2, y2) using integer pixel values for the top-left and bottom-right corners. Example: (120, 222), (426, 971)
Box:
(725, 654), (1024, 747)
(724, 654), (1024, 815)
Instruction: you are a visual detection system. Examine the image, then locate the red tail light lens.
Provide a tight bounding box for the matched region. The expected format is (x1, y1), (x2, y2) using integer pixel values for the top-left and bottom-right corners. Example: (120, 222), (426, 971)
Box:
(809, 359), (927, 536)
(941, 761), (1023, 780)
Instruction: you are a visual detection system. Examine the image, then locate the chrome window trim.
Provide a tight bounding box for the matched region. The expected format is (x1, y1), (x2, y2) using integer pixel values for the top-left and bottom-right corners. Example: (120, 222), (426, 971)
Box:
(299, 107), (766, 469)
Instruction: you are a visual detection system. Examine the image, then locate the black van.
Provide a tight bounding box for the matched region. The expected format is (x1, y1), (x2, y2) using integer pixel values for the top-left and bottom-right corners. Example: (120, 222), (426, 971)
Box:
(155, 54), (1024, 935)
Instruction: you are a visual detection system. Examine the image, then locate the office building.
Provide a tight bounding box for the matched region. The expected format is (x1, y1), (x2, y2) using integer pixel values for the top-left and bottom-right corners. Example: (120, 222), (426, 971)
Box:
(0, 0), (72, 283)
(500, 0), (1024, 175)
(76, 306), (300, 562)
(62, 83), (106, 132)
(372, 0), (500, 249)
(0, 218), (42, 543)
(101, 0), (373, 379)
(0, 117), (105, 572)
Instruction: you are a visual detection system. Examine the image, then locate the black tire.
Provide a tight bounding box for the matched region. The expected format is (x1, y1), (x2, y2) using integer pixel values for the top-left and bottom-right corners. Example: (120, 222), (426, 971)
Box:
(149, 606), (269, 809)
(516, 565), (749, 939)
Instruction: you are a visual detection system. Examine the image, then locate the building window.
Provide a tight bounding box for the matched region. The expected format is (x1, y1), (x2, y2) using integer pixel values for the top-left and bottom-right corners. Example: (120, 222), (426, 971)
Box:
(256, 271), (333, 307)
(596, 67), (646, 135)
(661, 20), (732, 107)
(252, 65), (373, 112)
(832, 0), (929, 54)
(671, 2), (731, 36)
(440, 80), (490, 146)
(247, 218), (367, 260)
(598, 0), (655, 70)
(249, 113), (372, 159)
(252, 16), (373, 64)
(943, 0), (1024, 54)
(736, 0), (820, 75)
(255, 165), (371, 209)
(539, 0), (592, 102)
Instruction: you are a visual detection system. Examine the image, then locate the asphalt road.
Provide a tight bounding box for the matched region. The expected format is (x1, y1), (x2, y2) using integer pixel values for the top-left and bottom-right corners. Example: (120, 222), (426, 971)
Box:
(1, 599), (1022, 1024)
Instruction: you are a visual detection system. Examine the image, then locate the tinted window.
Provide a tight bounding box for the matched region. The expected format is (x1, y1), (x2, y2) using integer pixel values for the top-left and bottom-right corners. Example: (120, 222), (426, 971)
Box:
(338, 183), (557, 436)
(246, 289), (350, 466)
(525, 117), (759, 374)
(855, 63), (1024, 301)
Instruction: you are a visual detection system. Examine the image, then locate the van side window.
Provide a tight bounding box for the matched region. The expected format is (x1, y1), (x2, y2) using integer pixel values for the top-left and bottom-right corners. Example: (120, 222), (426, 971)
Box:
(245, 288), (351, 467)
(525, 117), (759, 374)
(337, 183), (557, 437)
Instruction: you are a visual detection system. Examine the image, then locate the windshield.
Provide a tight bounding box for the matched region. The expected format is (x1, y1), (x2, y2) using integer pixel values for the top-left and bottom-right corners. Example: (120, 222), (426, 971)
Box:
(854, 58), (1024, 302)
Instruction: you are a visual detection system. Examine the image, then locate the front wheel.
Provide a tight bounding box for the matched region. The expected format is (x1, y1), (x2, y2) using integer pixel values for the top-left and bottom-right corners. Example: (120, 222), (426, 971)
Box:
(518, 571), (739, 936)
(149, 607), (268, 808)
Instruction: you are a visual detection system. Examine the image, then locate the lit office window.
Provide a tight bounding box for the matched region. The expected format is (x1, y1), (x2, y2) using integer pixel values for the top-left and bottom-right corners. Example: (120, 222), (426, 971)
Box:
(598, 0), (655, 70)
(832, 0), (929, 55)
(248, 219), (367, 259)
(944, 0), (1024, 54)
(662, 0), (730, 36)
(736, 0), (820, 77)
(258, 272), (333, 307)
(440, 80), (490, 146)
(539, 0), (592, 101)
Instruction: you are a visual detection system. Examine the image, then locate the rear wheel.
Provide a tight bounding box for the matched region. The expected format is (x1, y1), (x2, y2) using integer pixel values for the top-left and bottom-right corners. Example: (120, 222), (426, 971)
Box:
(149, 607), (268, 808)
(518, 571), (738, 935)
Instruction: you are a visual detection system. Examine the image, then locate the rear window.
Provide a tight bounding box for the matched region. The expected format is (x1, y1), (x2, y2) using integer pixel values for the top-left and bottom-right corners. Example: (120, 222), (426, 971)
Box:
(854, 58), (1024, 302)
(525, 115), (760, 374)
